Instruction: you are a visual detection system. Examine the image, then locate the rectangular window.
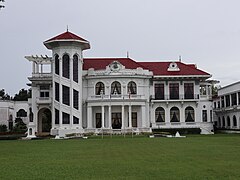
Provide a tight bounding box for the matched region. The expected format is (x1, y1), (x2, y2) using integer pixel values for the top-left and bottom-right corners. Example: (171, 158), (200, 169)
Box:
(132, 112), (137, 127)
(73, 89), (79, 110)
(217, 101), (220, 108)
(73, 116), (79, 124)
(62, 112), (70, 124)
(55, 108), (59, 124)
(55, 82), (59, 102)
(62, 85), (70, 106)
(231, 93), (237, 106)
(96, 113), (102, 128)
(154, 83), (164, 100)
(40, 91), (49, 97)
(169, 83), (179, 100)
(238, 92), (240, 105)
(202, 110), (207, 122)
(221, 96), (224, 108)
(184, 83), (194, 99)
(225, 95), (230, 107)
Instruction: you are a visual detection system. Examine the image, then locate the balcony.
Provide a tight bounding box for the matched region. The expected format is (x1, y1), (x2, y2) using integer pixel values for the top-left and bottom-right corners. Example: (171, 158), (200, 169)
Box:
(28, 73), (52, 82)
(88, 94), (145, 101)
(151, 94), (199, 101)
(36, 97), (52, 104)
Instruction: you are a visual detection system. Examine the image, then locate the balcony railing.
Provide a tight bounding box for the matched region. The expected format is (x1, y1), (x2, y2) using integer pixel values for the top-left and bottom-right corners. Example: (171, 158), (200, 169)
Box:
(152, 94), (199, 101)
(88, 94), (145, 100)
(36, 97), (52, 104)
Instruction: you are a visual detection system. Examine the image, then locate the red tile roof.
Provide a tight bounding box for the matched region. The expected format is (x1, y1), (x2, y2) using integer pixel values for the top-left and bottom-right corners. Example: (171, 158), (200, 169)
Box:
(45, 31), (89, 43)
(139, 62), (210, 76)
(83, 58), (210, 76)
(83, 58), (146, 70)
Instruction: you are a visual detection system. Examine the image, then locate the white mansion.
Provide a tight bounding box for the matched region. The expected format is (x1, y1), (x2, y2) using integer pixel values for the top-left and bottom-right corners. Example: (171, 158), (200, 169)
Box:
(20, 30), (214, 138)
(0, 30), (216, 137)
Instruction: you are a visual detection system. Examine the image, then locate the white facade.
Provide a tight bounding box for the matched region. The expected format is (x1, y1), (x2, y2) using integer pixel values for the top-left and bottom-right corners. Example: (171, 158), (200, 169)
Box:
(24, 31), (214, 138)
(213, 81), (240, 130)
(0, 100), (29, 130)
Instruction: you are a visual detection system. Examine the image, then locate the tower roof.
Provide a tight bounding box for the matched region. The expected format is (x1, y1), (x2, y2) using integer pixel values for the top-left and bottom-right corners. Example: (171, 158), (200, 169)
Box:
(44, 31), (90, 50)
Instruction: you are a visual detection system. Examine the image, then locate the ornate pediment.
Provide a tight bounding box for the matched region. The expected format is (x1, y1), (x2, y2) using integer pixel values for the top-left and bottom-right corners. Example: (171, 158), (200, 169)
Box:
(108, 61), (125, 72)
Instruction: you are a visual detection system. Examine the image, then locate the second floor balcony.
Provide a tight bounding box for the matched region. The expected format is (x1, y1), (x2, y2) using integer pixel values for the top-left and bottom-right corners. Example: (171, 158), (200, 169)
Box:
(151, 94), (200, 101)
(88, 94), (146, 101)
(36, 97), (52, 104)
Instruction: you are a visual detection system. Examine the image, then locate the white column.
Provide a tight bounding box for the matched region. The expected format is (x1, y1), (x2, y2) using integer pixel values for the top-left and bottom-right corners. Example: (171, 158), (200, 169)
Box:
(129, 105), (132, 128)
(141, 105), (146, 127)
(87, 106), (92, 129)
(108, 105), (111, 128)
(101, 106), (105, 128)
(32, 62), (36, 74)
(122, 105), (125, 129)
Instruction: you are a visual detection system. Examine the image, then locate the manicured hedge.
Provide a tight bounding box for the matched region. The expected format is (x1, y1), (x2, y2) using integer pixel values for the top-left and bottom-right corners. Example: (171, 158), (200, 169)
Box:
(152, 128), (201, 135)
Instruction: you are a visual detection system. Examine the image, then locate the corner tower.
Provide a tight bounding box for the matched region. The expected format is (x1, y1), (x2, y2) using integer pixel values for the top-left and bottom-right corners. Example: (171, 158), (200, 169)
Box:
(44, 31), (90, 137)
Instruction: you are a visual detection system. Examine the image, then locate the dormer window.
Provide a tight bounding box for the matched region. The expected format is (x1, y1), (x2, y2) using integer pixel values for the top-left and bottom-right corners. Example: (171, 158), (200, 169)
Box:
(167, 62), (180, 71)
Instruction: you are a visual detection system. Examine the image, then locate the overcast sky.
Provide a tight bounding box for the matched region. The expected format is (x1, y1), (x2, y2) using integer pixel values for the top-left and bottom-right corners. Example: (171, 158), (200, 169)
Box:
(1, 0), (240, 95)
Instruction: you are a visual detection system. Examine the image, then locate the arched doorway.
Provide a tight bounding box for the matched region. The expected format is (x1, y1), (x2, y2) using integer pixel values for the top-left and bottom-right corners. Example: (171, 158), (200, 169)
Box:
(38, 108), (52, 135)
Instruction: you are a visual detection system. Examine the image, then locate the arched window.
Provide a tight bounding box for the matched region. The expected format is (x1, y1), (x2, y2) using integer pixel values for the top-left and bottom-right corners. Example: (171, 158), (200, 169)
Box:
(233, 115), (237, 127)
(185, 106), (195, 122)
(73, 54), (78, 83)
(111, 81), (121, 95)
(227, 116), (231, 127)
(55, 54), (59, 75)
(95, 82), (105, 95)
(62, 54), (70, 79)
(155, 107), (165, 122)
(222, 116), (225, 127)
(29, 128), (32, 135)
(29, 108), (33, 122)
(17, 109), (27, 117)
(170, 107), (180, 122)
(127, 81), (137, 94)
(218, 117), (221, 127)
(8, 115), (13, 131)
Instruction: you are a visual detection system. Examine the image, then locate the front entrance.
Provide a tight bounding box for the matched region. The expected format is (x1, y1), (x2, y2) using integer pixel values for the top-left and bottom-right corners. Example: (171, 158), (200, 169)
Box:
(37, 108), (52, 135)
(112, 113), (122, 129)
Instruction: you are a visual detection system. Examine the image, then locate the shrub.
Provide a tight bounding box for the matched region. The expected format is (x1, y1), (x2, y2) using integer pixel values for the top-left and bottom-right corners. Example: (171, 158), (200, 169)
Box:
(0, 124), (7, 132)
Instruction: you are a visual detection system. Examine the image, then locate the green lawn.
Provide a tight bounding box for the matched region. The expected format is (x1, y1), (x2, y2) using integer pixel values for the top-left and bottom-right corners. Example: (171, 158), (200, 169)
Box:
(0, 134), (240, 180)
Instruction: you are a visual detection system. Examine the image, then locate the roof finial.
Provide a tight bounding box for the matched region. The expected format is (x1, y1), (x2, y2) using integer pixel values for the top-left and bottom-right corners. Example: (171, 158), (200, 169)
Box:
(179, 55), (182, 62)
(67, 25), (69, 32)
(127, 51), (129, 58)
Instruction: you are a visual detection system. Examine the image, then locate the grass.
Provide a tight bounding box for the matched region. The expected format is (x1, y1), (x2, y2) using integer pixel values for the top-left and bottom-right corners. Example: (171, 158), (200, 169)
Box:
(0, 134), (240, 180)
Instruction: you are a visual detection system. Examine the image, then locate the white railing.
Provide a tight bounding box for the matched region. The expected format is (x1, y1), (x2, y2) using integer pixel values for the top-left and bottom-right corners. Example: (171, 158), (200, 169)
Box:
(89, 94), (145, 100)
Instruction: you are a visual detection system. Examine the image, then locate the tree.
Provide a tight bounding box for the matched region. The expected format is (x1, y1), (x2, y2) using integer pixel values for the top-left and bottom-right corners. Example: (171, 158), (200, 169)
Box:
(12, 118), (27, 133)
(0, 89), (11, 100)
(0, 124), (7, 132)
(0, 0), (5, 10)
(13, 88), (31, 101)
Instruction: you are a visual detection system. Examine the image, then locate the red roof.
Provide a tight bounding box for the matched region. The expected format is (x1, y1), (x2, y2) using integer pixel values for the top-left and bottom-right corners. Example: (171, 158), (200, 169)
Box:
(44, 31), (88, 43)
(83, 58), (210, 76)
(83, 58), (146, 70)
(139, 62), (210, 76)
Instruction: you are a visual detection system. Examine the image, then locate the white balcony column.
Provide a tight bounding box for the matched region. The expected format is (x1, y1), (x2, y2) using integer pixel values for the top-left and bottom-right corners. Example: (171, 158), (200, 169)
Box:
(128, 105), (132, 128)
(101, 105), (105, 128)
(87, 106), (92, 129)
(141, 105), (146, 127)
(32, 62), (36, 74)
(108, 105), (112, 128)
(122, 105), (125, 129)
(36, 63), (39, 73)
